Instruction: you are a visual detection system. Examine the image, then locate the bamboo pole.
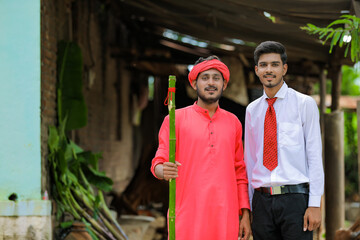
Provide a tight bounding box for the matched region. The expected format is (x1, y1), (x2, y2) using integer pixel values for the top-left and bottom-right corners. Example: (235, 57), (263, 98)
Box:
(168, 75), (176, 240)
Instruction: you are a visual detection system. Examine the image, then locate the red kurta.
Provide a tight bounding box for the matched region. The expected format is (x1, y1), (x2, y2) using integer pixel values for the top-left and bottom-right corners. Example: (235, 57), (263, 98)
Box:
(151, 103), (250, 240)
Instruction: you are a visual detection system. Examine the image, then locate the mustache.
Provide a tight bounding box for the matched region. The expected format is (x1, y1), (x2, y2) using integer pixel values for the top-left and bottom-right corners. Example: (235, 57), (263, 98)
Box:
(263, 74), (276, 78)
(205, 86), (218, 91)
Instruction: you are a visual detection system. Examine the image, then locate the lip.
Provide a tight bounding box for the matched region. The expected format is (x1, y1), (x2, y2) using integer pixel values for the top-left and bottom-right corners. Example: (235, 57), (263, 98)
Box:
(263, 75), (275, 81)
(205, 88), (217, 92)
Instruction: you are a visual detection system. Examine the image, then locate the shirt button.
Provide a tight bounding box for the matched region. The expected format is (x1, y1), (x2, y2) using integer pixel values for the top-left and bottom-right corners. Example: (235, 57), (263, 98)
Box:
(211, 132), (213, 134)
(205, 111), (207, 113)
(210, 121), (212, 123)
(211, 145), (214, 147)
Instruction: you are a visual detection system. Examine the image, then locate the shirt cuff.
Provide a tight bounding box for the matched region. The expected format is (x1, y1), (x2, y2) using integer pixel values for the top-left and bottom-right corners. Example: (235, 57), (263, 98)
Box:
(237, 183), (250, 214)
(308, 195), (322, 207)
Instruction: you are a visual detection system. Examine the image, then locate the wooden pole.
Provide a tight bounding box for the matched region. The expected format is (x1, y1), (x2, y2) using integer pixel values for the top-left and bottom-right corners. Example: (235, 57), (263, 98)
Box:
(330, 65), (342, 112)
(168, 75), (176, 240)
(324, 112), (345, 240)
(318, 66), (327, 240)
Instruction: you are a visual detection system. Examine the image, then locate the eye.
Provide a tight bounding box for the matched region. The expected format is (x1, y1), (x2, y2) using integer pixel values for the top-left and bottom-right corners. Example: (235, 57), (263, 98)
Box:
(201, 75), (208, 80)
(272, 63), (279, 67)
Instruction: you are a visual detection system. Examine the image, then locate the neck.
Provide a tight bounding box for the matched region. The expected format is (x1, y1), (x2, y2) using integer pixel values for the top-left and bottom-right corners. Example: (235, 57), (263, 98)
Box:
(264, 80), (284, 98)
(196, 99), (219, 117)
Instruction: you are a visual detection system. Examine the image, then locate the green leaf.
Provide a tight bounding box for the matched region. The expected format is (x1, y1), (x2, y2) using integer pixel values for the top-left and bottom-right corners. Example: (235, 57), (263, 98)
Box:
(78, 151), (102, 169)
(69, 140), (84, 154)
(329, 30), (342, 53)
(351, 31), (357, 61)
(57, 150), (67, 175)
(323, 31), (335, 44)
(60, 221), (74, 229)
(319, 31), (328, 40)
(344, 43), (350, 57)
(57, 41), (87, 131)
(82, 164), (113, 192)
(48, 126), (59, 153)
(339, 31), (346, 47)
(327, 19), (353, 28)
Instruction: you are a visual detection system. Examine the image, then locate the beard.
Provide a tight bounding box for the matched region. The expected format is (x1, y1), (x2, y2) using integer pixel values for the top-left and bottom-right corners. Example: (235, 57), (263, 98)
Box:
(196, 87), (224, 104)
(262, 75), (283, 88)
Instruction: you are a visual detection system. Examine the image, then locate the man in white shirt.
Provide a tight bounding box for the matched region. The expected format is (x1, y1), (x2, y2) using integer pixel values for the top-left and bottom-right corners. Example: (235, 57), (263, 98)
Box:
(244, 41), (324, 240)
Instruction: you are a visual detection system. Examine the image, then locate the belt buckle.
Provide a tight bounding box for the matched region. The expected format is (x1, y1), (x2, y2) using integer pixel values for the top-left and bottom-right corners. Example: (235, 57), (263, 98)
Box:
(270, 186), (282, 195)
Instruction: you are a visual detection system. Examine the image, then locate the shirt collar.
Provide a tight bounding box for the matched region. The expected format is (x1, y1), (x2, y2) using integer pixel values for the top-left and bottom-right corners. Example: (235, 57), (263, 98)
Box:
(192, 102), (221, 118)
(263, 81), (288, 100)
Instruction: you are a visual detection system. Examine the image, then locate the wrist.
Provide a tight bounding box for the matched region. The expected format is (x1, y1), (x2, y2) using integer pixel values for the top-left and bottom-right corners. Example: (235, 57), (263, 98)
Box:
(154, 164), (164, 179)
(241, 208), (250, 216)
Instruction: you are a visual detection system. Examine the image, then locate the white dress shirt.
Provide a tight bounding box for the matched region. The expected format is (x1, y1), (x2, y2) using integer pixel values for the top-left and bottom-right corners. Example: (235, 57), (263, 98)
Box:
(244, 82), (324, 207)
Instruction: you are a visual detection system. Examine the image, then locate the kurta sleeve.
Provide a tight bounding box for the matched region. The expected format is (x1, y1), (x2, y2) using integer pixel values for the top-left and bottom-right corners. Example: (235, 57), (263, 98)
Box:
(151, 116), (170, 179)
(234, 119), (250, 214)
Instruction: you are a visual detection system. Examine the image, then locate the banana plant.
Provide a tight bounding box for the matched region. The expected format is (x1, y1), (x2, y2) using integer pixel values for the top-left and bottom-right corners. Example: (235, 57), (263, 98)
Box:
(48, 41), (128, 239)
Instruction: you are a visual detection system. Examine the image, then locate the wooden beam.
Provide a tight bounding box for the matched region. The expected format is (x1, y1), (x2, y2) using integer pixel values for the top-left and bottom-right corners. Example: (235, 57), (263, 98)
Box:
(351, 0), (360, 17)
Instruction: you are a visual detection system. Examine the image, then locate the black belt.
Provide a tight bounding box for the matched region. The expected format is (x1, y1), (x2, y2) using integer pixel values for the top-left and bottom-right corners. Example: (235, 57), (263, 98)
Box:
(255, 183), (309, 195)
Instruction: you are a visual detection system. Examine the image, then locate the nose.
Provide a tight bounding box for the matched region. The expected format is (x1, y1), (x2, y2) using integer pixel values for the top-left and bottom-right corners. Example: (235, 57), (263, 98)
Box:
(265, 65), (273, 73)
(208, 77), (216, 85)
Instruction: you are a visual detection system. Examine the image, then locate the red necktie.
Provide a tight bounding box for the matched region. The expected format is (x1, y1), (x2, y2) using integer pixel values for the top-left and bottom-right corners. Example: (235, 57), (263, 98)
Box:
(263, 98), (278, 171)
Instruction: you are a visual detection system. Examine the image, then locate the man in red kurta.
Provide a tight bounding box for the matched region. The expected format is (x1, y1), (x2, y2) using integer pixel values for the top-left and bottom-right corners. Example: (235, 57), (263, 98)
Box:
(151, 56), (251, 240)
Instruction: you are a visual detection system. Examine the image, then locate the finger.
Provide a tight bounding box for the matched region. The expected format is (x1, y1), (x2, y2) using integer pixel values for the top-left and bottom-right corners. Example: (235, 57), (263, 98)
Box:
(175, 161), (182, 166)
(163, 162), (178, 168)
(238, 225), (244, 239)
(163, 164), (178, 172)
(243, 230), (249, 240)
(303, 214), (308, 231)
(308, 224), (313, 231)
(163, 172), (178, 179)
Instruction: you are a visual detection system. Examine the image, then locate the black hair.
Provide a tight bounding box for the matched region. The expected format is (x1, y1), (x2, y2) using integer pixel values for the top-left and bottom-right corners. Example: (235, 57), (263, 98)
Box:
(254, 41), (287, 66)
(194, 55), (221, 65)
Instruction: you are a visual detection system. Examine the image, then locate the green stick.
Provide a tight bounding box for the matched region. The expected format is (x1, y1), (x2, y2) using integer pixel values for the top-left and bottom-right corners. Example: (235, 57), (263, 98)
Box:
(168, 75), (176, 240)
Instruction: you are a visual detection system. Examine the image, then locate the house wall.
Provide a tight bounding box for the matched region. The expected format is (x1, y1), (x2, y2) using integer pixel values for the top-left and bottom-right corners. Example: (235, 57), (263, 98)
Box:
(0, 0), (41, 202)
(41, 0), (135, 200)
(0, 1), (52, 239)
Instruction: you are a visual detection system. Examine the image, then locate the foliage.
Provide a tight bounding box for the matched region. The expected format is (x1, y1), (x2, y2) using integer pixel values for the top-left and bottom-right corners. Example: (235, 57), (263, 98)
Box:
(57, 41), (87, 131)
(341, 65), (360, 95)
(301, 15), (360, 62)
(50, 41), (128, 239)
(344, 112), (358, 198)
(48, 119), (128, 239)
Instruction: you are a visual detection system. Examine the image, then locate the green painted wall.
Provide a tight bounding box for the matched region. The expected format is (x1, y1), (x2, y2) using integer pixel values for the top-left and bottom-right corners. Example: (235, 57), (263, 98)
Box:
(0, 0), (41, 200)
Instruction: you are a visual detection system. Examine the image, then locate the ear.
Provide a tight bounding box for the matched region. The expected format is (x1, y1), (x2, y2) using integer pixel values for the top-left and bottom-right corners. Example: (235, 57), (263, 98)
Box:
(283, 63), (288, 76)
(222, 80), (228, 90)
(191, 80), (197, 90)
(255, 65), (259, 76)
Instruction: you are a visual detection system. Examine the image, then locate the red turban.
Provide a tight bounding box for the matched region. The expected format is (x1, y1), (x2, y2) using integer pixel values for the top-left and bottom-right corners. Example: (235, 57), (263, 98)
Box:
(188, 59), (230, 84)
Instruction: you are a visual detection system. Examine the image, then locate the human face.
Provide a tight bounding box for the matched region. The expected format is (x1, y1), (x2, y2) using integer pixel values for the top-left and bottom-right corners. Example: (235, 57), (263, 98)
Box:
(255, 53), (288, 93)
(191, 69), (227, 105)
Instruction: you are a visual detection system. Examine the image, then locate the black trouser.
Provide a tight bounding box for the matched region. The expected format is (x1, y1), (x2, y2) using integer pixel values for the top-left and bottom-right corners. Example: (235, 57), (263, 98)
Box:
(251, 191), (313, 240)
